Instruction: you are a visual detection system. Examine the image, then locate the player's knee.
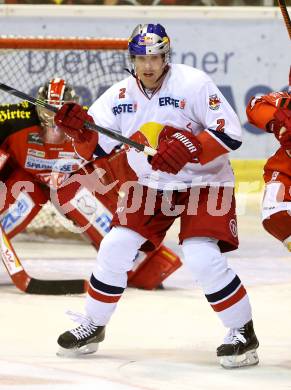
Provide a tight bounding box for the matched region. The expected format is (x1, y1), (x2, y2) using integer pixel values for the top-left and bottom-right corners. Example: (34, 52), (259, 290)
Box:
(98, 226), (145, 273)
(182, 237), (228, 287)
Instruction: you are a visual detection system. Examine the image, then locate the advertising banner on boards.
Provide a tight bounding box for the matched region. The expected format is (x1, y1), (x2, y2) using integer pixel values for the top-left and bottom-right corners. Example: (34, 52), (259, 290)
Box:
(0, 6), (289, 158)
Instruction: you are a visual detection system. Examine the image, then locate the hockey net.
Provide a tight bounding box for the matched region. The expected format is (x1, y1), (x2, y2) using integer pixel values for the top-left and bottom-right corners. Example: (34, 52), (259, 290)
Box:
(0, 36), (128, 239)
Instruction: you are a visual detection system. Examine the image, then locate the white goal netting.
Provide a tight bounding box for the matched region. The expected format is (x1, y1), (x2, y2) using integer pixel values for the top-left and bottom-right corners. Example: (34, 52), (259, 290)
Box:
(0, 36), (128, 239)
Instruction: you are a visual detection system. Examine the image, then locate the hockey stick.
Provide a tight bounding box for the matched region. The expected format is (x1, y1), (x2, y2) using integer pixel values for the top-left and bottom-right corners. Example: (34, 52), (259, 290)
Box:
(0, 82), (157, 157)
(277, 1), (291, 154)
(278, 0), (291, 39)
(0, 222), (88, 295)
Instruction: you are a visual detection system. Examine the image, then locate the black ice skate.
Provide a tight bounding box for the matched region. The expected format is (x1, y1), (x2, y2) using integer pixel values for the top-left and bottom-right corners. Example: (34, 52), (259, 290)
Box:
(217, 320), (259, 368)
(57, 312), (105, 357)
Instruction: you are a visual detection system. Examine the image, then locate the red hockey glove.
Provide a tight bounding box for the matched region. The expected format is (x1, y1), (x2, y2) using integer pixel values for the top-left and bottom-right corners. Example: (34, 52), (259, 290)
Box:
(270, 108), (291, 150)
(150, 128), (202, 174)
(54, 103), (99, 161)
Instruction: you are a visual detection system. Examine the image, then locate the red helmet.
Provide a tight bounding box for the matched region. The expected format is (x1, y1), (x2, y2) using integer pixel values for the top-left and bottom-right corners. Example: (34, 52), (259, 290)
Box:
(36, 78), (79, 144)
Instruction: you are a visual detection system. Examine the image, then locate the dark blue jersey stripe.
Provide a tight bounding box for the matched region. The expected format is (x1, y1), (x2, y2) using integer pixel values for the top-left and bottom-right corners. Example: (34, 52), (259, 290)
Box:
(208, 129), (242, 151)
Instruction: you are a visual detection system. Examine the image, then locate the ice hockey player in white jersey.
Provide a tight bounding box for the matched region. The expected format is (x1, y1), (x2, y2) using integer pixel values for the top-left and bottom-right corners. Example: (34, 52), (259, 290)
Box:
(54, 23), (259, 369)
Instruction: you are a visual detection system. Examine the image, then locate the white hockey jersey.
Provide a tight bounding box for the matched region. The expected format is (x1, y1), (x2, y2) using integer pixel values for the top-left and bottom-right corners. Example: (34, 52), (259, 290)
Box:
(88, 64), (242, 190)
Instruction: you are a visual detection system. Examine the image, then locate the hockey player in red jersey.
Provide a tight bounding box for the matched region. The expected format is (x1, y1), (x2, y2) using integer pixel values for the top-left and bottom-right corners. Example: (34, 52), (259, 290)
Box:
(246, 69), (291, 251)
(55, 24), (259, 368)
(0, 77), (181, 291)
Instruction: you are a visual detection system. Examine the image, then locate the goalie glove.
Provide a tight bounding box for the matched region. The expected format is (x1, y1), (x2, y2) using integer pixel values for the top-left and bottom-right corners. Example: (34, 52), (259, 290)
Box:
(54, 103), (99, 161)
(150, 126), (202, 174)
(269, 108), (291, 150)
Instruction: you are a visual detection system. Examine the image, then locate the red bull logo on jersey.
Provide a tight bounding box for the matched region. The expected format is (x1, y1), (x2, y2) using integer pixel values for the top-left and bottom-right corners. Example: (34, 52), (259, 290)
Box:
(112, 103), (137, 116)
(159, 97), (186, 109)
(129, 122), (164, 150)
(209, 94), (221, 110)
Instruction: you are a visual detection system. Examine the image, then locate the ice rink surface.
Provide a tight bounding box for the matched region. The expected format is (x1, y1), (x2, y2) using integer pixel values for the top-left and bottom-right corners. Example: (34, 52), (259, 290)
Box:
(0, 197), (291, 390)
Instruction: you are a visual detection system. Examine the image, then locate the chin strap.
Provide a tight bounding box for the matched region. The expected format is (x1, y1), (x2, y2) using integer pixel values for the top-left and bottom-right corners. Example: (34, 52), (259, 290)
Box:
(125, 67), (136, 78)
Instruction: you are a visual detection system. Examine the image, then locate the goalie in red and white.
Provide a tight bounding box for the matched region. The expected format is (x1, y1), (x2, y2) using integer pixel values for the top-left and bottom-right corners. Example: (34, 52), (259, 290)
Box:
(0, 78), (181, 290)
(246, 67), (291, 251)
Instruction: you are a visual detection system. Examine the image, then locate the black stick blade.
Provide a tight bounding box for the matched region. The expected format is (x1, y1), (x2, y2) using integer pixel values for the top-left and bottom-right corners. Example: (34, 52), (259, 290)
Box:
(26, 278), (88, 295)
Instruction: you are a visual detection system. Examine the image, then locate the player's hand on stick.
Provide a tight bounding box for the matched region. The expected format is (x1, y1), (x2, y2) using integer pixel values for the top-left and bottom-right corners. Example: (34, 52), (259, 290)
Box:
(54, 103), (98, 161)
(150, 126), (202, 174)
(271, 108), (291, 150)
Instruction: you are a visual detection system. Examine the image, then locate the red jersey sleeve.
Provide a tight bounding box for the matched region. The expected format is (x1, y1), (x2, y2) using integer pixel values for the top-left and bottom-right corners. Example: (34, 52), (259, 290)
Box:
(246, 92), (291, 132)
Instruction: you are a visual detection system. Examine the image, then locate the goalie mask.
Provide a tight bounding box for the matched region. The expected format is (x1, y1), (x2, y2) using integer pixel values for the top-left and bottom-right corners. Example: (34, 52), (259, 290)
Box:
(36, 78), (79, 144)
(128, 23), (170, 65)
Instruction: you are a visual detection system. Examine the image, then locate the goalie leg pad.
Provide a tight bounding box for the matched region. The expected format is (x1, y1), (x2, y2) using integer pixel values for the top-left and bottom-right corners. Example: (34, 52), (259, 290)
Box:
(127, 245), (182, 290)
(0, 169), (48, 238)
(54, 178), (113, 248)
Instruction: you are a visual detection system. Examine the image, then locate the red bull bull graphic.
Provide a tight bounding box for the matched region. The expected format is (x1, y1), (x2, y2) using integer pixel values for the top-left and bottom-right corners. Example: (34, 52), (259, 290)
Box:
(209, 94), (221, 111)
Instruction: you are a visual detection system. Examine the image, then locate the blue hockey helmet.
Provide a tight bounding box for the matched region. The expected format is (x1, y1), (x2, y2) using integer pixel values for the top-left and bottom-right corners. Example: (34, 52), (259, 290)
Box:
(128, 23), (170, 59)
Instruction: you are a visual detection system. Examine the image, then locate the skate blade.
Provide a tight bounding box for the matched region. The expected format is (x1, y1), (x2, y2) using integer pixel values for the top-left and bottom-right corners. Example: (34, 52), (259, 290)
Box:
(56, 343), (99, 358)
(219, 349), (259, 369)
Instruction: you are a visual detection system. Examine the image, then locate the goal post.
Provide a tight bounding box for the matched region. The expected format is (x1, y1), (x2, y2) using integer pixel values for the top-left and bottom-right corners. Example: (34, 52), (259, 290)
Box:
(0, 35), (129, 238)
